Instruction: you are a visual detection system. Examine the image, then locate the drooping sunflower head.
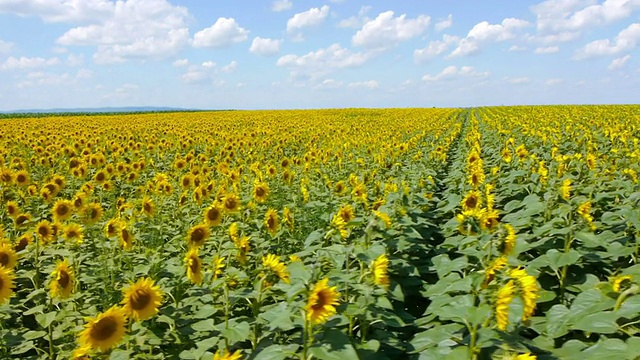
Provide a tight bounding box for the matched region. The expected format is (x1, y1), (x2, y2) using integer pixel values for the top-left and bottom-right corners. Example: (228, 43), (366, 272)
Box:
(64, 223), (84, 244)
(84, 203), (103, 224)
(78, 306), (128, 352)
(121, 277), (163, 321)
(184, 248), (203, 285)
(612, 274), (634, 293)
(371, 254), (390, 288)
(14, 213), (31, 228)
(0, 242), (18, 269)
(213, 349), (242, 360)
(50, 259), (74, 299)
(261, 254), (290, 284)
(187, 224), (210, 248)
(52, 199), (74, 222)
(495, 280), (515, 331)
(0, 266), (15, 304)
(14, 232), (33, 252)
(212, 255), (226, 280)
(140, 197), (155, 217)
(104, 219), (120, 238)
(306, 278), (340, 324)
(119, 226), (134, 250)
(223, 193), (240, 213)
(204, 204), (223, 226)
(264, 209), (280, 237)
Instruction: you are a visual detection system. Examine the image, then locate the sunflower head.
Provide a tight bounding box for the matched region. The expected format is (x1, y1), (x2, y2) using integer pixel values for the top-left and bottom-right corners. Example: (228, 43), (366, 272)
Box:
(371, 254), (390, 288)
(64, 223), (84, 244)
(14, 213), (32, 228)
(141, 197), (155, 217)
(264, 209), (280, 236)
(121, 277), (163, 321)
(14, 233), (33, 252)
(78, 306), (128, 352)
(53, 199), (74, 222)
(184, 248), (203, 285)
(204, 204), (223, 226)
(0, 266), (15, 304)
(0, 242), (18, 269)
(223, 193), (240, 213)
(119, 226), (134, 250)
(213, 349), (243, 360)
(262, 254), (290, 284)
(50, 259), (74, 299)
(6, 201), (20, 218)
(187, 224), (210, 248)
(306, 278), (340, 324)
(461, 191), (482, 212)
(14, 170), (29, 186)
(253, 181), (269, 203)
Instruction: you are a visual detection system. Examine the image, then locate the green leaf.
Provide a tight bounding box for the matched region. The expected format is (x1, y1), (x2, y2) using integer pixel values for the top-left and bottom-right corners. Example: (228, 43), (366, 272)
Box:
(253, 344), (300, 360)
(431, 255), (468, 278)
(545, 304), (570, 338)
(191, 319), (214, 332)
(22, 330), (47, 340)
(110, 349), (132, 360)
(581, 338), (627, 359)
(410, 323), (465, 353)
(572, 311), (619, 334)
(36, 312), (56, 328)
(219, 321), (250, 344)
(568, 289), (615, 321)
(575, 231), (604, 248)
(546, 249), (581, 270)
(309, 329), (359, 360)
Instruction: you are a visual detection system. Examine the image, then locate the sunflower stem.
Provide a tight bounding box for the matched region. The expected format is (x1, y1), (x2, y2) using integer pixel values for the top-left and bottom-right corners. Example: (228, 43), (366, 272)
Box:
(47, 296), (54, 359)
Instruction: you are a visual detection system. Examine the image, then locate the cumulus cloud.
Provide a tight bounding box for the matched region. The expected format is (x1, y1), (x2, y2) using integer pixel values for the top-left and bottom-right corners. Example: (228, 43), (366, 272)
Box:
(249, 37), (282, 56)
(414, 34), (460, 63)
(286, 5), (329, 37)
(508, 45), (527, 52)
(435, 14), (453, 32)
(313, 78), (343, 90)
(338, 6), (371, 28)
(0, 56), (60, 70)
(422, 65), (489, 81)
(531, 0), (640, 42)
(450, 18), (530, 57)
(277, 43), (372, 80)
(608, 54), (631, 70)
(534, 46), (560, 54)
(352, 11), (430, 50)
(192, 17), (249, 48)
(221, 60), (237, 73)
(348, 80), (379, 89)
(172, 58), (189, 67)
(56, 0), (190, 64)
(545, 78), (563, 85)
(574, 23), (640, 58)
(0, 0), (113, 23)
(271, 0), (292, 12)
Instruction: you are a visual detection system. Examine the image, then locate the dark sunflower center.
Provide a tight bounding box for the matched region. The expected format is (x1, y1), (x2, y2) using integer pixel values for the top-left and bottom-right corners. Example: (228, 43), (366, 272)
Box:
(90, 317), (118, 341)
(130, 289), (151, 310)
(107, 224), (115, 235)
(58, 270), (70, 288)
(225, 198), (237, 210)
(471, 174), (479, 185)
(207, 208), (220, 221)
(0, 252), (9, 266)
(189, 257), (200, 273)
(16, 216), (28, 225)
(144, 203), (152, 213)
(7, 206), (16, 215)
(312, 290), (328, 311)
(15, 238), (28, 251)
(121, 229), (130, 243)
(38, 225), (50, 237)
(17, 174), (26, 183)
(267, 216), (275, 229)
(191, 228), (205, 243)
(255, 187), (265, 197)
(96, 173), (105, 181)
(56, 205), (69, 216)
(465, 196), (477, 209)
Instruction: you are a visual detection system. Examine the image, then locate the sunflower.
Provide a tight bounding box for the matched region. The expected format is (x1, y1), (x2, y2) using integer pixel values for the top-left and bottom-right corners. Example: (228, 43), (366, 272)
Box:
(213, 349), (242, 360)
(229, 222), (239, 243)
(337, 204), (355, 224)
(14, 170), (29, 186)
(212, 255), (226, 280)
(35, 220), (54, 242)
(184, 248), (203, 285)
(50, 259), (74, 299)
(264, 209), (280, 237)
(0, 242), (18, 269)
(72, 192), (86, 210)
(501, 224), (517, 255)
(119, 226), (134, 250)
(204, 204), (223, 226)
(560, 179), (572, 201)
(253, 181), (269, 203)
(64, 223), (84, 244)
(235, 236), (250, 265)
(306, 278), (340, 324)
(14, 233), (33, 252)
(0, 167), (14, 185)
(93, 170), (108, 184)
(510, 268), (538, 321)
(371, 254), (390, 288)
(283, 207), (294, 231)
(121, 277), (163, 321)
(223, 193), (240, 213)
(187, 224), (210, 248)
(495, 280), (515, 331)
(262, 254), (290, 284)
(83, 203), (103, 224)
(52, 199), (74, 222)
(14, 213), (31, 228)
(612, 274), (634, 293)
(140, 197), (155, 217)
(468, 168), (485, 188)
(461, 191), (482, 212)
(104, 219), (120, 238)
(483, 256), (507, 288)
(0, 266), (15, 304)
(78, 306), (128, 352)
(373, 210), (392, 228)
(6, 201), (20, 219)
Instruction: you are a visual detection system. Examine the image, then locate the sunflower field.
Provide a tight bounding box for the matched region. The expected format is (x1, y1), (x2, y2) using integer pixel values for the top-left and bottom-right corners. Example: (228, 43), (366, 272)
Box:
(0, 106), (639, 360)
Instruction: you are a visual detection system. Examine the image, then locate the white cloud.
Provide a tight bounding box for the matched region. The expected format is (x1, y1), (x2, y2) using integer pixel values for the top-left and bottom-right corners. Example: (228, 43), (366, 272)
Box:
(352, 11), (430, 50)
(314, 78), (343, 90)
(505, 77), (530, 84)
(450, 18), (530, 57)
(271, 0), (292, 12)
(76, 68), (92, 79)
(222, 60), (237, 73)
(531, 0), (640, 41)
(608, 54), (631, 70)
(182, 70), (208, 84)
(435, 14), (453, 32)
(287, 5), (330, 35)
(509, 45), (527, 52)
(56, 0), (190, 64)
(192, 17), (249, 48)
(338, 6), (371, 28)
(534, 46), (560, 54)
(574, 23), (640, 58)
(249, 37), (282, 56)
(414, 34), (459, 63)
(66, 53), (84, 66)
(0, 56), (60, 70)
(202, 61), (216, 68)
(16, 68), (92, 88)
(422, 65), (489, 81)
(545, 78), (563, 85)
(0, 0), (113, 23)
(348, 80), (379, 89)
(173, 58), (189, 67)
(0, 39), (13, 54)
(277, 43), (372, 80)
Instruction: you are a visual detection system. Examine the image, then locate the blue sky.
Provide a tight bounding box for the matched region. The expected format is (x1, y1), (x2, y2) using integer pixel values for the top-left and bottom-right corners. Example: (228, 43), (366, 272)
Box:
(0, 0), (638, 110)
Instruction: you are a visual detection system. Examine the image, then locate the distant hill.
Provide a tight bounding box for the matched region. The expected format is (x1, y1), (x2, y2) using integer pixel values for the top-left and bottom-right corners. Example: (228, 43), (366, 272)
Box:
(0, 106), (194, 114)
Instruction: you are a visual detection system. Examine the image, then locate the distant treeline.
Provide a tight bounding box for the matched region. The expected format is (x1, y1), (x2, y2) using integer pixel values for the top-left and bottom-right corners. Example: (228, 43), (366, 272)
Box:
(0, 109), (228, 119)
